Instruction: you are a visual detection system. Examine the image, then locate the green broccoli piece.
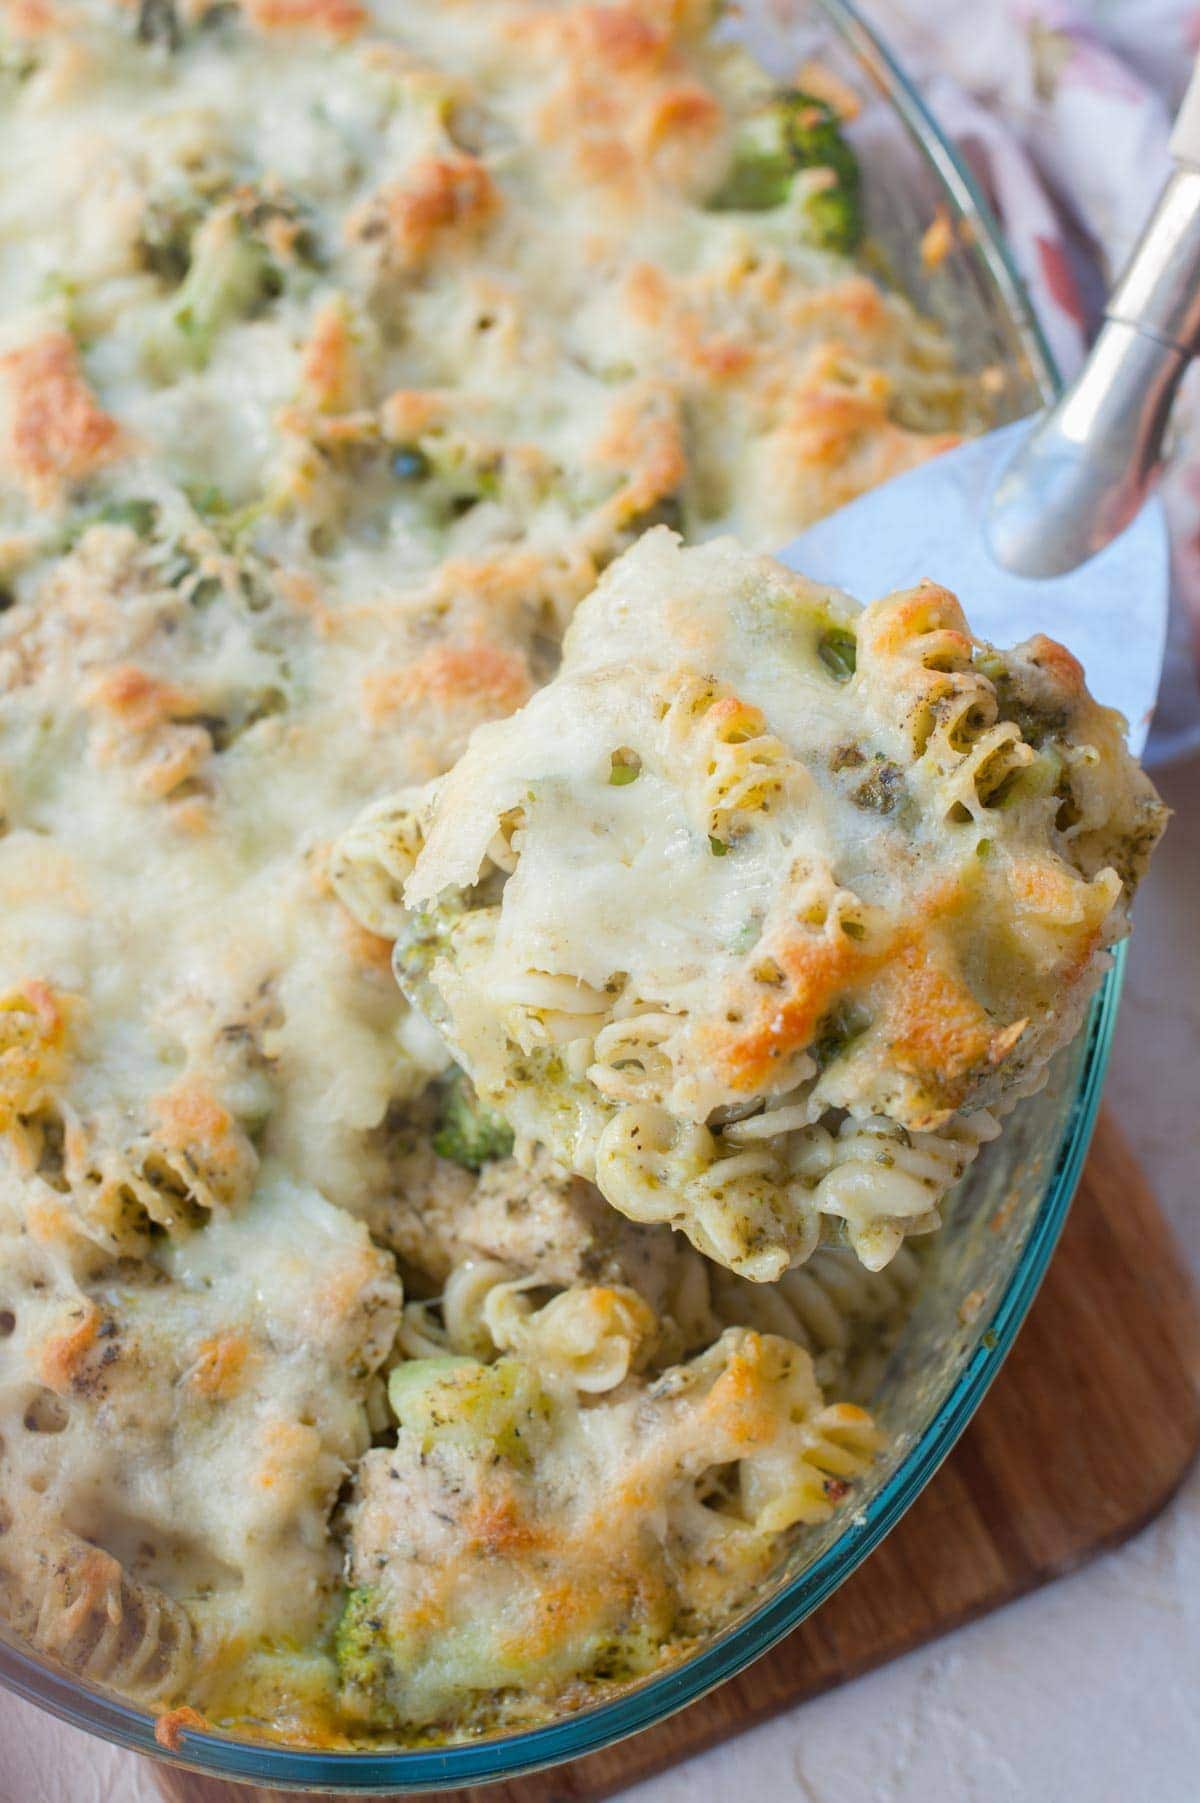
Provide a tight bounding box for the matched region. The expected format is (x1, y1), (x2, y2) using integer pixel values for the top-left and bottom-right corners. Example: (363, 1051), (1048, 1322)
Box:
(61, 497), (160, 552)
(432, 1068), (514, 1170)
(170, 214), (279, 360)
(145, 209), (281, 376)
(391, 894), (462, 992)
(387, 1354), (552, 1467)
(333, 1586), (390, 1711)
(709, 89), (863, 253)
(817, 625), (858, 680)
(810, 999), (871, 1073)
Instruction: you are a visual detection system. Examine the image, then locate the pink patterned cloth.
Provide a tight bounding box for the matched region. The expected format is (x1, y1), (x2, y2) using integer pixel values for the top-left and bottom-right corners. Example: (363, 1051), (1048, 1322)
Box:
(866, 0), (1200, 762)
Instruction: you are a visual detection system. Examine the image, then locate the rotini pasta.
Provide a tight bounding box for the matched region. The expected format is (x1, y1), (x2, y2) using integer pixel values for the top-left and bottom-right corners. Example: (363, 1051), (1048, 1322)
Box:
(383, 1126), (922, 1401)
(409, 1258), (660, 1394)
(0, 1525), (194, 1703)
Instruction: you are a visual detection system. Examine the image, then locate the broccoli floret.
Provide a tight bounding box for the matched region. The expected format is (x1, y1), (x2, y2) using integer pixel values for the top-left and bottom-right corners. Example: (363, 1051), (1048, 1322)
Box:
(810, 999), (871, 1073)
(145, 204), (292, 376)
(817, 626), (858, 681)
(169, 212), (279, 365)
(61, 496), (160, 552)
(432, 1068), (514, 1170)
(709, 90), (863, 253)
(387, 1354), (552, 1467)
(333, 1586), (390, 1710)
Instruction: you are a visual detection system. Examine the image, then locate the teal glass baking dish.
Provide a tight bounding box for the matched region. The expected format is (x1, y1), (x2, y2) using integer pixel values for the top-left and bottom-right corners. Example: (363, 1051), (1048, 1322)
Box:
(0, 0), (1118, 1790)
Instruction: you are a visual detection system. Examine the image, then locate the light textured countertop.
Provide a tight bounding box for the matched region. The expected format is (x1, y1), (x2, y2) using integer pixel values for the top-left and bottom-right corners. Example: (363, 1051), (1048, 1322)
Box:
(2, 755), (1197, 1803)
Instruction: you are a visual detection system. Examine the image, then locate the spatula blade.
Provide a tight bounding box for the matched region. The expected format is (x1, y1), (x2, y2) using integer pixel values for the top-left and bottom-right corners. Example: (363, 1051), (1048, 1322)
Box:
(778, 419), (1169, 754)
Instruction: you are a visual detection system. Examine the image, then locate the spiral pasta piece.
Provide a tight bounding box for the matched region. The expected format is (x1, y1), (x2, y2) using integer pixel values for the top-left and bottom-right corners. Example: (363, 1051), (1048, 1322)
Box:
(0, 1525), (194, 1702)
(402, 1256), (659, 1394)
(329, 787), (433, 940)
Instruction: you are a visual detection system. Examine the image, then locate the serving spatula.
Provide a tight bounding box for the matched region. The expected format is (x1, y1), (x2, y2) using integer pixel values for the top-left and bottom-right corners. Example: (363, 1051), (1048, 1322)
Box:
(780, 66), (1200, 757)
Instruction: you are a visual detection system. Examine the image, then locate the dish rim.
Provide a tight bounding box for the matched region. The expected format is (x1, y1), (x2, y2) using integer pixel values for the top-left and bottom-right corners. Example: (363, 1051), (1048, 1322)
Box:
(0, 0), (1102, 1790)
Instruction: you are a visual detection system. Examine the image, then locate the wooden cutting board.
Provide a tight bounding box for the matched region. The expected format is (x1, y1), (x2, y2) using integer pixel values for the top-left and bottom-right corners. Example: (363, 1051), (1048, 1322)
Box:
(154, 1110), (1200, 1803)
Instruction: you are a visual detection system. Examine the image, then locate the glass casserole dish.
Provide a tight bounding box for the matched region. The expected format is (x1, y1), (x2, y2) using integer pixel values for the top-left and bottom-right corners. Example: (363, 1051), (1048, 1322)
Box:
(0, 0), (1117, 1790)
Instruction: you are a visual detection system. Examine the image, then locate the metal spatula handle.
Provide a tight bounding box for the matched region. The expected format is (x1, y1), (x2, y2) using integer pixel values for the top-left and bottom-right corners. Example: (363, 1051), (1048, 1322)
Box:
(987, 57), (1200, 578)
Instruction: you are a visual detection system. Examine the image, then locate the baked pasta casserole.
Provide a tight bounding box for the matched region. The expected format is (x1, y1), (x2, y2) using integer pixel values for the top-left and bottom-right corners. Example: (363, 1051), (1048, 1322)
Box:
(0, 0), (1163, 1751)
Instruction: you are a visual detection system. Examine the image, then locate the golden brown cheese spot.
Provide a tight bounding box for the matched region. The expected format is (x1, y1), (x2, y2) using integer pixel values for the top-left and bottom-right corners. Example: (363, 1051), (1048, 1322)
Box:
(242, 0), (367, 39)
(153, 1705), (209, 1752)
(24, 1193), (74, 1247)
(1023, 632), (1086, 701)
(37, 1302), (101, 1394)
(83, 666), (213, 801)
(521, 4), (723, 202)
(637, 82), (723, 182)
(363, 639), (531, 725)
(273, 566), (332, 629)
(699, 1341), (784, 1452)
(792, 57), (862, 121)
(624, 261), (673, 331)
(299, 301), (370, 415)
(865, 579), (969, 660)
(3, 0), (58, 37)
(467, 1488), (542, 1560)
(0, 334), (125, 508)
(148, 1076), (258, 1211)
(1007, 857), (1098, 927)
(0, 981), (74, 1134)
(278, 403), (379, 451)
(348, 156), (501, 271)
(335, 904), (396, 974)
(134, 724), (212, 801)
(187, 1331), (256, 1401)
(763, 349), (959, 520)
(379, 388), (450, 444)
(84, 665), (200, 734)
(436, 545), (594, 631)
(254, 1417), (324, 1494)
(590, 381), (686, 529)
(699, 927), (865, 1097)
(627, 268), (759, 385)
(874, 934), (995, 1107)
(703, 870), (1005, 1114)
(569, 3), (670, 72)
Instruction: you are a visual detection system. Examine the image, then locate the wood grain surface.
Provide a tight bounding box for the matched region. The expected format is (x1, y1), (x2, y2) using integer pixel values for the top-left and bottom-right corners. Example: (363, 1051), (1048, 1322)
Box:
(152, 1110), (1200, 1803)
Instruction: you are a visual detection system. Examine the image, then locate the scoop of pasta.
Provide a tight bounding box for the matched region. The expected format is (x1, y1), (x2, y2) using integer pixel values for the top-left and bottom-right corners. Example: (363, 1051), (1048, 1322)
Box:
(334, 530), (1165, 1279)
(339, 1328), (880, 1726)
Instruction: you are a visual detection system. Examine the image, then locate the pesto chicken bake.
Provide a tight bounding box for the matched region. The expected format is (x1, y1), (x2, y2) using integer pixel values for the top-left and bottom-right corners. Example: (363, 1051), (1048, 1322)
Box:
(348, 532), (1162, 1280)
(0, 0), (1163, 1754)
